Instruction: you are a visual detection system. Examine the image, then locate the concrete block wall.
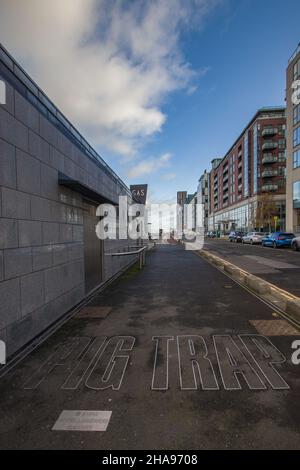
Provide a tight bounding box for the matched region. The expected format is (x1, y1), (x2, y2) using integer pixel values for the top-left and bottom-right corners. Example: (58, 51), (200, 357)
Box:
(0, 73), (137, 357)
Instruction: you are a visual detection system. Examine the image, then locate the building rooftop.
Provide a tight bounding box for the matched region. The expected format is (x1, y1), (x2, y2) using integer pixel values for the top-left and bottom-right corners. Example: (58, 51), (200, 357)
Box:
(288, 42), (300, 64)
(0, 43), (132, 198)
(212, 106), (285, 171)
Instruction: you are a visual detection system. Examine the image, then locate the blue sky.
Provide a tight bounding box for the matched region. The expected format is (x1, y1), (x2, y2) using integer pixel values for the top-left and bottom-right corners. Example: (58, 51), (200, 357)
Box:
(111, 0), (300, 201)
(1, 0), (299, 203)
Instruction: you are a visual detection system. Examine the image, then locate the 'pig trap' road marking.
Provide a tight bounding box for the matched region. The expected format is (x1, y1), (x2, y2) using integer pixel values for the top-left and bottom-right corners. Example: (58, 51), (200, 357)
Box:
(23, 335), (291, 392)
(52, 410), (112, 431)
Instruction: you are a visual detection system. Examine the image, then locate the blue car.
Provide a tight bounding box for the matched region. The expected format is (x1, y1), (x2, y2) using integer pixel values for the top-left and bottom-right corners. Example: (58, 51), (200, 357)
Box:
(261, 232), (295, 248)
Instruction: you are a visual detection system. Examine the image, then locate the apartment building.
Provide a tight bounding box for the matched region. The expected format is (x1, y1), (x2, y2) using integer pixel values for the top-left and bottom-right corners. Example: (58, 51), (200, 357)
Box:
(286, 43), (300, 234)
(196, 170), (210, 232)
(208, 107), (286, 233)
(176, 191), (197, 235)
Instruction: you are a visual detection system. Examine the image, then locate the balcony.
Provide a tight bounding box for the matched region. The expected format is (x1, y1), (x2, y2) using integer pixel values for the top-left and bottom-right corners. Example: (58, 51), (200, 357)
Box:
(223, 183), (228, 191)
(223, 173), (228, 183)
(261, 169), (278, 178)
(262, 141), (278, 151)
(262, 154), (278, 164)
(238, 183), (242, 192)
(261, 184), (278, 192)
(262, 127), (278, 137)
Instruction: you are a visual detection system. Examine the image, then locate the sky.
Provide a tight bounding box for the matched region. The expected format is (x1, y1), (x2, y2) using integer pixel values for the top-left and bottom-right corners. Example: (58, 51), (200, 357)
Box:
(0, 0), (299, 203)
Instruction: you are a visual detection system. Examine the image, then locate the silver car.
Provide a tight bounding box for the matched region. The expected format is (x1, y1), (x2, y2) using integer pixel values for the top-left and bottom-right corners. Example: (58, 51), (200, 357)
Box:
(242, 231), (266, 245)
(291, 235), (300, 251)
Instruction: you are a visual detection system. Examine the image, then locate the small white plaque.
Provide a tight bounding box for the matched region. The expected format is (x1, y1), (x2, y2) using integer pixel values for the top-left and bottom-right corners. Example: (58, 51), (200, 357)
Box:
(52, 410), (112, 431)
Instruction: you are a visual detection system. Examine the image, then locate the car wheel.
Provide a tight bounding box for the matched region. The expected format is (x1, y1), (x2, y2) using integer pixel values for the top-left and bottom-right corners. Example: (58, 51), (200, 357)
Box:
(292, 242), (300, 252)
(273, 241), (277, 249)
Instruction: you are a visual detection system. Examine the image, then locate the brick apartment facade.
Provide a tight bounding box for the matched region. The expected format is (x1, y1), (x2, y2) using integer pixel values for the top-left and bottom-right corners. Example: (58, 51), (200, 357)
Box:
(208, 107), (286, 233)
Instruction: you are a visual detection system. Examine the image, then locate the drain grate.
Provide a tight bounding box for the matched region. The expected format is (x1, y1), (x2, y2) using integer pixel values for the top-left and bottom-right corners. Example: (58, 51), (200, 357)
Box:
(249, 319), (300, 336)
(75, 306), (112, 319)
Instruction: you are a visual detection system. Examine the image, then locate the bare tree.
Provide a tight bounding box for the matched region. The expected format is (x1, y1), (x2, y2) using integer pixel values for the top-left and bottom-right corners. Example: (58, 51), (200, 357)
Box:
(255, 193), (277, 232)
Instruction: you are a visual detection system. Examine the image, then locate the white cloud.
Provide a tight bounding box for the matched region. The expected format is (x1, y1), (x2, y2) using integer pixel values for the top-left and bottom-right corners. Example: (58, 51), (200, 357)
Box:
(161, 172), (177, 181)
(0, 0), (218, 157)
(127, 153), (172, 179)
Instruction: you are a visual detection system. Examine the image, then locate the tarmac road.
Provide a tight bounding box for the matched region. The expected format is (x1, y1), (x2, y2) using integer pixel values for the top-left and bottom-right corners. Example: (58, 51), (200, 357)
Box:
(0, 243), (299, 450)
(203, 237), (300, 297)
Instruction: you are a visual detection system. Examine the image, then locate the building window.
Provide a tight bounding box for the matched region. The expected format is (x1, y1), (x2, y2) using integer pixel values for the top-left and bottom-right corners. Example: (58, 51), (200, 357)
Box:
(294, 59), (300, 81)
(293, 126), (300, 147)
(294, 104), (300, 126)
(293, 181), (300, 209)
(278, 138), (285, 149)
(294, 149), (300, 168)
(278, 151), (286, 162)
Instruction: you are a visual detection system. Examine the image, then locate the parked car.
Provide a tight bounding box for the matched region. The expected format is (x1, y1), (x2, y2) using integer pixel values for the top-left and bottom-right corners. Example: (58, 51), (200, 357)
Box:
(207, 231), (217, 238)
(242, 231), (266, 245)
(228, 231), (244, 243)
(291, 235), (300, 251)
(261, 232), (295, 248)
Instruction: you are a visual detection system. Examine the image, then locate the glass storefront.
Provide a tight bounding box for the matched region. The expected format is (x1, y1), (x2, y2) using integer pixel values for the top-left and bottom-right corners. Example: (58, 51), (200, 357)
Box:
(208, 199), (286, 234)
(293, 180), (300, 208)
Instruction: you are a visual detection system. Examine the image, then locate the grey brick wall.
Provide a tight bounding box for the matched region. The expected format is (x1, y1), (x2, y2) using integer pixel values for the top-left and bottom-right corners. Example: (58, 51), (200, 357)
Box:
(0, 74), (137, 357)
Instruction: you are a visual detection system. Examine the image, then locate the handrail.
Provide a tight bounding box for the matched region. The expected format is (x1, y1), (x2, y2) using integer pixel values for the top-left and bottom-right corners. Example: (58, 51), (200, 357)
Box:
(109, 246), (147, 256)
(107, 246), (147, 269)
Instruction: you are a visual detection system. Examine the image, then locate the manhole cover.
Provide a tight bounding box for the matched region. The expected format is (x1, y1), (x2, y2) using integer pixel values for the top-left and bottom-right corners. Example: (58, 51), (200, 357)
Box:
(249, 319), (300, 336)
(223, 285), (233, 289)
(75, 306), (112, 319)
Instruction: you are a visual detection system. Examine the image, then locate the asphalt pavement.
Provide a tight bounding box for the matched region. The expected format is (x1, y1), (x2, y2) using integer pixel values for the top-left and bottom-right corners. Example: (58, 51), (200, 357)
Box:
(203, 238), (300, 297)
(0, 243), (299, 449)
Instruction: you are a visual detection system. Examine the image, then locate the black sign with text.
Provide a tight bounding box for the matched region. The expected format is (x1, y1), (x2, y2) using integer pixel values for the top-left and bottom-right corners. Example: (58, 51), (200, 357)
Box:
(130, 184), (148, 205)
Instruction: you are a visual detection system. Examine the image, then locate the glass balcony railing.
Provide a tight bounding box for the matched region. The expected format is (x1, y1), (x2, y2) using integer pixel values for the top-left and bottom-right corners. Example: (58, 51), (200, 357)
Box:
(261, 184), (278, 192)
(261, 170), (278, 178)
(262, 128), (278, 137)
(262, 141), (278, 151)
(262, 154), (278, 164)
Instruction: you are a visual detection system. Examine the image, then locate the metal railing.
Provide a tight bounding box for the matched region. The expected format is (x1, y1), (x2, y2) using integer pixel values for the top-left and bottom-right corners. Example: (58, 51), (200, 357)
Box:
(261, 184), (278, 192)
(0, 43), (132, 198)
(262, 155), (277, 164)
(262, 141), (278, 151)
(108, 245), (147, 269)
(262, 127), (278, 137)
